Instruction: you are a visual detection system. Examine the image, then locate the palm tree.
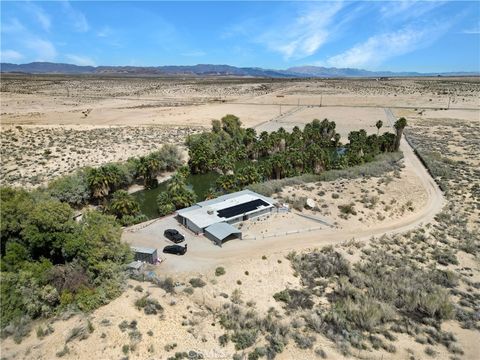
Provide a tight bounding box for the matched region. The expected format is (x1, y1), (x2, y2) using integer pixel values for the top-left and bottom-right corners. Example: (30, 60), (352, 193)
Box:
(269, 153), (285, 180)
(394, 117), (407, 151)
(215, 174), (237, 192)
(86, 168), (110, 199)
(237, 165), (262, 187)
(109, 190), (140, 219)
(375, 120), (383, 135)
(289, 150), (305, 175)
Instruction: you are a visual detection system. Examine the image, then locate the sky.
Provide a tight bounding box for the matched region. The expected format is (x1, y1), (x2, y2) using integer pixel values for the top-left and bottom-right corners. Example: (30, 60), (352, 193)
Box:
(1, 1), (479, 72)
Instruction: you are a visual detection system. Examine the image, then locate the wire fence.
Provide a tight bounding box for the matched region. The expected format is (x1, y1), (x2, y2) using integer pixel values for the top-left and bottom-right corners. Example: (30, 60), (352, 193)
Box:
(243, 225), (323, 240)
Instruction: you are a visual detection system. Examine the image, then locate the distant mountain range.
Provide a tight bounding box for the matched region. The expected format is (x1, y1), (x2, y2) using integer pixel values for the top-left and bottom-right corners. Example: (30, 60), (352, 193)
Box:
(1, 62), (478, 78)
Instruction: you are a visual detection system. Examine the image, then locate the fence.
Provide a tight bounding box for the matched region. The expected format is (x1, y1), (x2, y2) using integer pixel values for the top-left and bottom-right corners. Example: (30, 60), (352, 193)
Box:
(242, 225), (323, 240)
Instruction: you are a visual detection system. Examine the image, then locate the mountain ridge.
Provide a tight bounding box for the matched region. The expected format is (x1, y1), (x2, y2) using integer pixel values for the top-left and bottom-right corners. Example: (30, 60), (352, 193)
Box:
(1, 62), (478, 78)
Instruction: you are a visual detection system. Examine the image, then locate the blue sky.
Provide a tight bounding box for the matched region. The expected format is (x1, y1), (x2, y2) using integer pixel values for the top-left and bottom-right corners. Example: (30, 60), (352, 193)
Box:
(1, 1), (479, 72)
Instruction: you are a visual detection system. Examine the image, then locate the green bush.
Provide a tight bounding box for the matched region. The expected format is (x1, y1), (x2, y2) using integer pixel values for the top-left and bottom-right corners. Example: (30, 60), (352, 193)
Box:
(231, 329), (258, 350)
(189, 278), (206, 288)
(215, 267), (226, 276)
(47, 170), (90, 207)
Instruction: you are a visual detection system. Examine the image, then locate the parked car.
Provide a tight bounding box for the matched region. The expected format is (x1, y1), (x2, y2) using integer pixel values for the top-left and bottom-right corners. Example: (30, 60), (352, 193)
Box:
(163, 244), (187, 255)
(164, 229), (185, 243)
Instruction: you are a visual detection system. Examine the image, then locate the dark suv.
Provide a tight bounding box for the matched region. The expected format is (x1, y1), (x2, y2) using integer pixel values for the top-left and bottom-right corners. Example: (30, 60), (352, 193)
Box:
(164, 229), (185, 243)
(163, 244), (187, 255)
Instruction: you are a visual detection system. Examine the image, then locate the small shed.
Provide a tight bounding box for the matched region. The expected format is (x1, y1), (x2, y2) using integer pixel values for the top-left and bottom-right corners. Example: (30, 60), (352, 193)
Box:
(131, 246), (158, 264)
(204, 222), (242, 246)
(126, 260), (145, 273)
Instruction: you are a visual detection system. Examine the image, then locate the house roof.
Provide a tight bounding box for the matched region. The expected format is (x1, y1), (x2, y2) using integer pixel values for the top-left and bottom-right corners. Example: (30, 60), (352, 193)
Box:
(177, 190), (275, 229)
(205, 222), (241, 241)
(127, 260), (144, 270)
(131, 246), (157, 255)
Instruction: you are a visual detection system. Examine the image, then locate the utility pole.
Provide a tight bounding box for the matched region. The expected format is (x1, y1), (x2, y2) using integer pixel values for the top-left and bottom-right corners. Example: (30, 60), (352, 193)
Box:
(320, 95), (322, 107)
(447, 96), (451, 109)
(279, 104), (282, 117)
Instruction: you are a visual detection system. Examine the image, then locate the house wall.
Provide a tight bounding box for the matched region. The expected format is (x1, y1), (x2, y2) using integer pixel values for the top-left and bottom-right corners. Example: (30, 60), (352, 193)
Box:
(185, 218), (203, 234)
(134, 251), (155, 264)
(227, 215), (243, 225)
(247, 207), (272, 220)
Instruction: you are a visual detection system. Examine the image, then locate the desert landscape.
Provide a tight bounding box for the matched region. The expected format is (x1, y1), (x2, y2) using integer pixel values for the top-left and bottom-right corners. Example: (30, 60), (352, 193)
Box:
(1, 73), (479, 360)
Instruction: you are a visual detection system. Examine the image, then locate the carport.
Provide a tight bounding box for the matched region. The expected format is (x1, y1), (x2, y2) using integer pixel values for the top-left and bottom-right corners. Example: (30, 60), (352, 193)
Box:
(204, 222), (242, 246)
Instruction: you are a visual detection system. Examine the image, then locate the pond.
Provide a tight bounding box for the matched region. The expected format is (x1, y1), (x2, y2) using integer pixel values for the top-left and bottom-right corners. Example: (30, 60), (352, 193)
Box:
(132, 171), (220, 219)
(132, 158), (267, 219)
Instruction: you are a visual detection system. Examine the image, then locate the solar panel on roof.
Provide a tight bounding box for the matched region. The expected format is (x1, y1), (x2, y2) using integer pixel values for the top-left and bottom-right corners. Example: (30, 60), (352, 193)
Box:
(217, 199), (270, 219)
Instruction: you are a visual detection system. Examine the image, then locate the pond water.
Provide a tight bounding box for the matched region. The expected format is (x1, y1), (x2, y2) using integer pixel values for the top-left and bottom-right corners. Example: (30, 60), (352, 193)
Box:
(132, 171), (219, 219)
(132, 158), (267, 219)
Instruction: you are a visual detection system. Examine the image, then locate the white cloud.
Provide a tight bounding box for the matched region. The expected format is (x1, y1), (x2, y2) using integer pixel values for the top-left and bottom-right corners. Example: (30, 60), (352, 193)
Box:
(65, 54), (96, 66)
(379, 1), (445, 21)
(1, 18), (57, 61)
(1, 18), (26, 33)
(25, 38), (57, 61)
(97, 26), (112, 38)
(62, 1), (89, 32)
(323, 24), (449, 69)
(462, 22), (480, 34)
(0, 49), (24, 62)
(24, 2), (51, 31)
(256, 2), (345, 60)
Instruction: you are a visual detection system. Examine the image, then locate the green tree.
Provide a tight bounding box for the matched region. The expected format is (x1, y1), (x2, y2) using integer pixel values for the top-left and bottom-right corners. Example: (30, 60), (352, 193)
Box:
(375, 120), (383, 135)
(86, 167), (110, 199)
(394, 117), (407, 151)
(108, 190), (140, 219)
(156, 192), (175, 216)
(47, 170), (90, 207)
(221, 114), (243, 138)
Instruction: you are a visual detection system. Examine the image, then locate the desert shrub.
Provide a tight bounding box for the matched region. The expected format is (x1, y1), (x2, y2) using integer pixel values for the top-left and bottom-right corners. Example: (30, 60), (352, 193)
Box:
(248, 347), (267, 360)
(183, 286), (194, 295)
(119, 320), (137, 332)
(265, 333), (286, 358)
(135, 295), (163, 315)
(327, 295), (395, 332)
(189, 278), (206, 288)
(289, 247), (351, 288)
(424, 346), (437, 357)
(273, 289), (314, 310)
(155, 276), (175, 294)
(219, 333), (229, 346)
(231, 329), (258, 350)
(56, 345), (70, 357)
(448, 343), (464, 355)
(338, 203), (357, 216)
(431, 269), (459, 288)
(66, 324), (90, 343)
(432, 248), (459, 266)
(319, 152), (403, 181)
(164, 343), (178, 352)
(215, 267), (226, 276)
(292, 333), (315, 349)
(315, 348), (327, 358)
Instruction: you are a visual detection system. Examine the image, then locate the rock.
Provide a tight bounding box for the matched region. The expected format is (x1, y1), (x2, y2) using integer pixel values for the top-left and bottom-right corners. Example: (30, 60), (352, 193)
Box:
(305, 198), (316, 209)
